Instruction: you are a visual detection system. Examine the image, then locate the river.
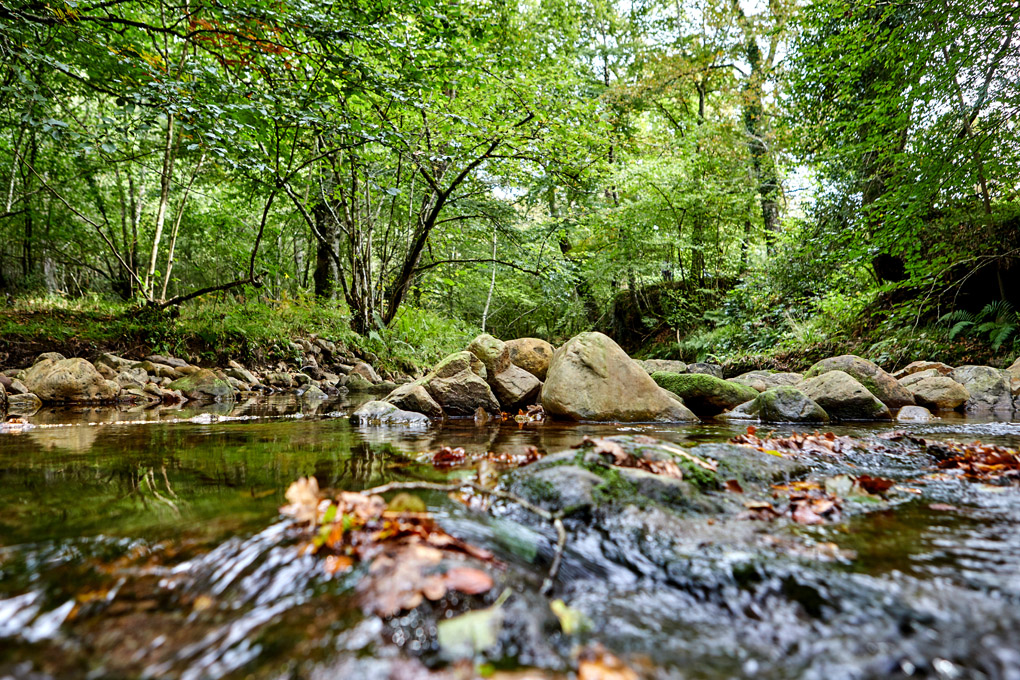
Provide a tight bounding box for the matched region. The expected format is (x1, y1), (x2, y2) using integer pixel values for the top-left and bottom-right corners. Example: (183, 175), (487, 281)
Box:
(2, 395), (1020, 679)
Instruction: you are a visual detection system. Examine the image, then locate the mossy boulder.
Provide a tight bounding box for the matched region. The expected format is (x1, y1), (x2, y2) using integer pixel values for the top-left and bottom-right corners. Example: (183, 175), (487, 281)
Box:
(752, 386), (828, 423)
(511, 435), (721, 514)
(167, 369), (233, 403)
(799, 370), (891, 420)
(467, 333), (511, 375)
(691, 443), (810, 487)
(21, 357), (120, 403)
(804, 355), (914, 409)
(652, 371), (758, 416)
(541, 332), (697, 422)
(950, 365), (1013, 412)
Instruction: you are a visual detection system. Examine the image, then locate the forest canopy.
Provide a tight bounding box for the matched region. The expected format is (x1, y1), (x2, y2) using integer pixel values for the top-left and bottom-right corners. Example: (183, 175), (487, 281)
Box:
(1, 0), (1018, 361)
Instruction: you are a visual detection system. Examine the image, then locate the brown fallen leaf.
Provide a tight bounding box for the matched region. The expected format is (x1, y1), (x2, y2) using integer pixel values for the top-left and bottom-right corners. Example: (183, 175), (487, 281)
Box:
(578, 643), (639, 680)
(432, 446), (467, 468)
(442, 567), (494, 594)
(725, 479), (744, 494)
(856, 475), (895, 496)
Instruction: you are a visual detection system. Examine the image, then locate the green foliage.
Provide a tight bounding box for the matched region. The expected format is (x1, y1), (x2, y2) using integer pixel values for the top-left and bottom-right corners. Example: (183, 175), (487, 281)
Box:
(942, 302), (1020, 353)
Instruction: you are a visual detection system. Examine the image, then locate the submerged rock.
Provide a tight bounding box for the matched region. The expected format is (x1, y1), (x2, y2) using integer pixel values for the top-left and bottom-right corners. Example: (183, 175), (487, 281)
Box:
(804, 355), (914, 409)
(167, 369), (233, 403)
(505, 337), (555, 380)
(350, 400), (430, 426)
(652, 371), (758, 416)
(541, 332), (698, 422)
(950, 365), (1014, 412)
(511, 435), (724, 515)
(799, 370), (892, 420)
(21, 357), (120, 403)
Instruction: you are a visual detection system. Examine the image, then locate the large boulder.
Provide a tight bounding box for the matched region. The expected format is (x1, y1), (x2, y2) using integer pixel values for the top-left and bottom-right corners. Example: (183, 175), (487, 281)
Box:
(892, 361), (954, 380)
(729, 370), (803, 393)
(636, 359), (688, 376)
(752, 386), (829, 423)
(505, 338), (555, 380)
(1007, 357), (1020, 381)
(800, 370), (892, 421)
(804, 355), (914, 409)
(0, 381), (6, 418)
(652, 372), (758, 417)
(167, 368), (233, 403)
(541, 332), (698, 422)
(21, 357), (120, 403)
(428, 351), (487, 382)
(904, 376), (970, 410)
(489, 364), (541, 410)
(687, 362), (724, 379)
(426, 371), (501, 415)
(467, 334), (542, 409)
(384, 383), (444, 419)
(350, 401), (430, 427)
(467, 334), (511, 375)
(950, 365), (1013, 412)
(419, 351), (499, 416)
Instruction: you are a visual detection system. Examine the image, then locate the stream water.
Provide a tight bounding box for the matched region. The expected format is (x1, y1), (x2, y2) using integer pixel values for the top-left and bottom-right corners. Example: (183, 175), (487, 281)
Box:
(2, 395), (1020, 679)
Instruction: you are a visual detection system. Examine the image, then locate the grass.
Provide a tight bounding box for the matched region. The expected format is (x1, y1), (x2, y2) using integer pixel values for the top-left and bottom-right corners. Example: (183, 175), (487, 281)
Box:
(0, 293), (479, 373)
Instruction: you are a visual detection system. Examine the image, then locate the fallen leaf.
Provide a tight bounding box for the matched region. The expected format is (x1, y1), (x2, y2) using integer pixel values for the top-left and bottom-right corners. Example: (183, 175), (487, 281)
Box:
(550, 599), (592, 635)
(442, 567), (494, 594)
(437, 589), (510, 659)
(725, 479), (744, 493)
(578, 643), (639, 680)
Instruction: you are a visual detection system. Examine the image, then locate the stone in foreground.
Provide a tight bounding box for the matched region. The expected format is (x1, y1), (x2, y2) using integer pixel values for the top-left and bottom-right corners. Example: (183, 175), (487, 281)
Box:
(800, 370), (892, 420)
(541, 332), (698, 422)
(350, 401), (430, 426)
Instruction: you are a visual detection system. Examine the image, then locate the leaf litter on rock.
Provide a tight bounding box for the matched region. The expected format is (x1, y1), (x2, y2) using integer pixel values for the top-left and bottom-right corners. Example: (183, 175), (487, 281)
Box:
(729, 426), (858, 455)
(281, 477), (496, 617)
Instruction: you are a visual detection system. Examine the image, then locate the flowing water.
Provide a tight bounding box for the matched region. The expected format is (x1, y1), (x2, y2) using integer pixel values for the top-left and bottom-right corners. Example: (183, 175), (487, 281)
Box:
(2, 395), (1020, 679)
